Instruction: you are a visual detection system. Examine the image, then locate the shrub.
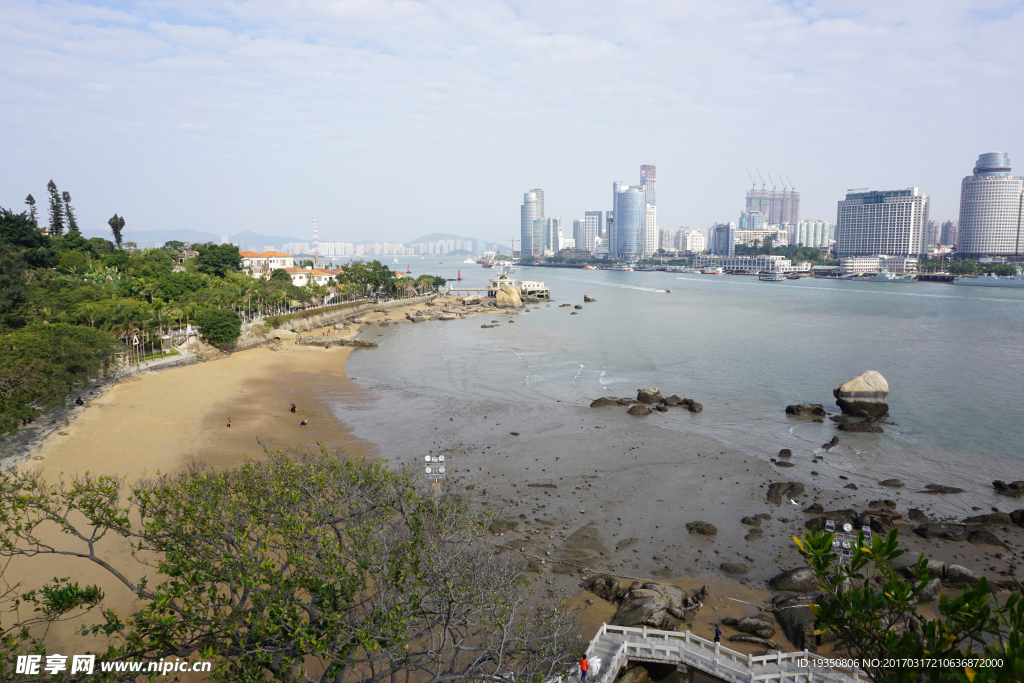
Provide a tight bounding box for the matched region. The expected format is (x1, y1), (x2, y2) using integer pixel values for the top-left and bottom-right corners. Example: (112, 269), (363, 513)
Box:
(195, 308), (241, 346)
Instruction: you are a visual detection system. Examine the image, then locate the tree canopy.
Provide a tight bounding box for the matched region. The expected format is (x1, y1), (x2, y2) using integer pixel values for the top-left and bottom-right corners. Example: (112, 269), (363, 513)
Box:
(194, 242), (242, 278)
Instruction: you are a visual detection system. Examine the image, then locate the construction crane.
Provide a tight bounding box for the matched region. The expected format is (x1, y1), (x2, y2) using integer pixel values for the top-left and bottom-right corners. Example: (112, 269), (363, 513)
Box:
(756, 170), (766, 190)
(787, 174), (795, 191)
(747, 169), (757, 188)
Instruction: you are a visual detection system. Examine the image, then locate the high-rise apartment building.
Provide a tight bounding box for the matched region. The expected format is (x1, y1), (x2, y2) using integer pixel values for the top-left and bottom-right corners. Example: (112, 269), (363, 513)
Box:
(956, 152), (1024, 257)
(677, 229), (706, 254)
(643, 204), (658, 257)
(659, 227), (675, 251)
(572, 219), (585, 248)
(745, 185), (800, 225)
(640, 164), (656, 206)
(531, 217), (561, 255)
(788, 220), (834, 248)
(582, 211), (602, 253)
(709, 223), (736, 256)
(738, 211), (767, 232)
(611, 183), (646, 260)
(940, 220), (959, 246)
(835, 188), (929, 257)
(530, 189), (545, 221)
(521, 190), (542, 256)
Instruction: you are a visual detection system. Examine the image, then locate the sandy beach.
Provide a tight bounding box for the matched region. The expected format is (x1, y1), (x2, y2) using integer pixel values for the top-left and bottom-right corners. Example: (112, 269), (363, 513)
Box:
(5, 295), (1023, 661)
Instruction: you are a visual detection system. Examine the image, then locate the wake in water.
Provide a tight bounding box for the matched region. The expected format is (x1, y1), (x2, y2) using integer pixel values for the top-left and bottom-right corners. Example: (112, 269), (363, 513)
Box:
(673, 277), (1024, 304)
(560, 277), (667, 293)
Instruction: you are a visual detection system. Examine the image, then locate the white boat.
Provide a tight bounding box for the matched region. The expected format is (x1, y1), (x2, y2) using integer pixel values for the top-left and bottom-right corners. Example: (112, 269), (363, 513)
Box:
(392, 258), (399, 264)
(758, 271), (785, 281)
(463, 258), (477, 264)
(867, 271), (917, 283)
(951, 266), (1024, 288)
(612, 264), (633, 272)
(701, 267), (723, 275)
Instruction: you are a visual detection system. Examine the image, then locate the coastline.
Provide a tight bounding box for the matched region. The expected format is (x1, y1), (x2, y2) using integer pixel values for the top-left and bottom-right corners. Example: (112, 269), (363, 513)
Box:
(7, 294), (1023, 657)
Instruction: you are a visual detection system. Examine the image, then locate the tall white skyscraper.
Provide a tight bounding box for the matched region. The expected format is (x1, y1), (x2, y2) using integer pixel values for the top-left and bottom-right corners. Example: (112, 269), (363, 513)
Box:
(644, 204), (658, 257)
(788, 220), (834, 248)
(640, 164), (656, 206)
(956, 152), (1024, 257)
(583, 211), (602, 253)
(521, 190), (541, 256)
(529, 188), (545, 220)
(611, 183), (645, 260)
(835, 188), (929, 257)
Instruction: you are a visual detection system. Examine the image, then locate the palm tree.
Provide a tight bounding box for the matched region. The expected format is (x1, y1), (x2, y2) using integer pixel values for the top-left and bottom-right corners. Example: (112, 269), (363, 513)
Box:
(149, 309), (171, 357)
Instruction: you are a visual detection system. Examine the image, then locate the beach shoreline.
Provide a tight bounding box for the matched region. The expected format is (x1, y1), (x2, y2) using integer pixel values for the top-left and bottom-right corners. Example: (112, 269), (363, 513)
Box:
(5, 295), (1022, 657)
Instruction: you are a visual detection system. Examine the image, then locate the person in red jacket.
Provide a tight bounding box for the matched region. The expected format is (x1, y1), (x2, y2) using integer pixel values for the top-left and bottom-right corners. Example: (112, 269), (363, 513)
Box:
(579, 656), (589, 683)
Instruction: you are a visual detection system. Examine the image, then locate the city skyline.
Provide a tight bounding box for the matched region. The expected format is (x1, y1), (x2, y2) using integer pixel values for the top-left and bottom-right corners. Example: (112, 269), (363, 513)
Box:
(3, 1), (1021, 244)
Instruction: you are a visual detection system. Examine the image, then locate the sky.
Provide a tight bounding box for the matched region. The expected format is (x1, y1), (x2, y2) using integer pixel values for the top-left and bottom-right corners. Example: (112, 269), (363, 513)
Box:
(2, 0), (1023, 245)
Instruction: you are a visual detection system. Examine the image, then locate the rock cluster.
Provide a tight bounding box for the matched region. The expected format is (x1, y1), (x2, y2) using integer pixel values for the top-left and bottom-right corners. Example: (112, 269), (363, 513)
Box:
(721, 614), (776, 639)
(580, 577), (709, 630)
(768, 566), (816, 593)
(766, 482), (804, 505)
(785, 403), (827, 417)
(993, 480), (1024, 498)
(589, 388), (703, 415)
(834, 370), (890, 417)
(685, 521), (717, 536)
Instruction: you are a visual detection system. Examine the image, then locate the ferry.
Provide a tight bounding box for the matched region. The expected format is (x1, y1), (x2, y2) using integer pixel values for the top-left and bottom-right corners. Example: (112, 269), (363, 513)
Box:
(463, 258), (477, 264)
(951, 265), (1024, 288)
(867, 271), (917, 283)
(481, 260), (493, 269)
(786, 273), (801, 280)
(701, 267), (723, 275)
(612, 264), (633, 272)
(758, 271), (785, 281)
(583, 265), (598, 270)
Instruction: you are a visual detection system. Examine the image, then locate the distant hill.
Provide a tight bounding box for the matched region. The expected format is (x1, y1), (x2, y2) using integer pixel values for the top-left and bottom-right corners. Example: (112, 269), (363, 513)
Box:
(80, 228), (303, 248)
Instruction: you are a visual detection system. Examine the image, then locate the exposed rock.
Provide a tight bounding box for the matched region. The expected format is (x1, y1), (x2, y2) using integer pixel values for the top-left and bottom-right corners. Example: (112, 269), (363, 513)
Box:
(719, 562), (750, 575)
(740, 515), (763, 527)
(921, 484), (966, 494)
(487, 520), (518, 535)
(907, 508), (927, 522)
(1011, 510), (1024, 526)
(663, 395), (683, 406)
(686, 521), (718, 536)
(590, 397), (618, 408)
(993, 480), (1024, 499)
(916, 577), (943, 602)
(913, 523), (968, 542)
(745, 529), (763, 541)
(495, 284), (523, 309)
(574, 304), (583, 310)
(728, 635), (779, 649)
(868, 500), (897, 509)
(563, 521), (608, 553)
(834, 370), (890, 417)
(785, 403), (827, 417)
(803, 503), (824, 514)
(582, 574), (621, 602)
(637, 387), (664, 404)
(963, 512), (1013, 526)
(778, 449), (792, 458)
(969, 529), (1009, 549)
(583, 295), (597, 302)
(273, 329), (299, 341)
(767, 482), (805, 505)
(805, 509), (859, 531)
(879, 479), (905, 488)
(611, 582), (709, 629)
(769, 567), (817, 593)
(774, 461), (794, 468)
(838, 419), (884, 433)
(687, 402), (703, 413)
(617, 666), (650, 683)
(772, 593), (820, 652)
(735, 614), (776, 639)
(616, 398), (634, 405)
(655, 405), (668, 412)
(944, 564), (980, 585)
(627, 404), (652, 416)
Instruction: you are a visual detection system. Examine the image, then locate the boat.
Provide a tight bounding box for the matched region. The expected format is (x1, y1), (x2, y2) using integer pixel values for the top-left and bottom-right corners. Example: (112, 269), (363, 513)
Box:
(463, 258), (477, 264)
(392, 258), (399, 264)
(701, 267), (723, 275)
(612, 264), (633, 272)
(665, 288), (672, 293)
(866, 271), (917, 283)
(481, 259), (493, 269)
(786, 273), (800, 280)
(758, 271), (785, 281)
(951, 265), (1024, 287)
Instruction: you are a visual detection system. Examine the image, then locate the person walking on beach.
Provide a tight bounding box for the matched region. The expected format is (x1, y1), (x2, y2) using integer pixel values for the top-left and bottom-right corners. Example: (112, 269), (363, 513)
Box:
(290, 403), (296, 413)
(579, 656), (589, 683)
(226, 417), (231, 428)
(714, 625), (722, 644)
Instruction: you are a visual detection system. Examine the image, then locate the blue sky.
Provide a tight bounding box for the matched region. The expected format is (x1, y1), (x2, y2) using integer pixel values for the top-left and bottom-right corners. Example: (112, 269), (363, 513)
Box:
(2, 0), (1022, 243)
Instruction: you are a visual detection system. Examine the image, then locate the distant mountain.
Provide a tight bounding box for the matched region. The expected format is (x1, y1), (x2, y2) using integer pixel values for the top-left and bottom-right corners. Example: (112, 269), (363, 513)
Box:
(80, 228), (303, 248)
(408, 232), (477, 244)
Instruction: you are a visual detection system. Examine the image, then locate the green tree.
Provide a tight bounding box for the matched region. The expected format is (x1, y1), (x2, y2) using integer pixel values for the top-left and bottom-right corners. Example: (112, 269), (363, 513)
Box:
(269, 268), (292, 283)
(796, 528), (1023, 682)
(107, 213), (125, 249)
(337, 260), (395, 297)
(0, 209), (48, 250)
(0, 448), (579, 683)
(0, 244), (28, 329)
(23, 194), (37, 226)
(45, 180), (64, 236)
(194, 243), (241, 278)
(161, 240), (187, 253)
(0, 323), (117, 434)
(194, 307), (241, 346)
(61, 191), (79, 234)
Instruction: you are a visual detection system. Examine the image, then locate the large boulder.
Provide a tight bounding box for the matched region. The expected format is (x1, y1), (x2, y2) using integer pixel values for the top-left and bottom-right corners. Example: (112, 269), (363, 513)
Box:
(833, 370), (890, 417)
(495, 284), (523, 309)
(772, 593), (820, 652)
(766, 482), (805, 505)
(582, 574), (622, 602)
(627, 404), (652, 416)
(735, 615), (776, 639)
(637, 387), (663, 404)
(805, 509), (859, 531)
(993, 481), (1024, 499)
(838, 419), (884, 433)
(583, 295), (597, 302)
(963, 512), (1013, 526)
(590, 397), (618, 408)
(685, 521), (717, 536)
(768, 567), (817, 593)
(944, 564), (980, 585)
(785, 403), (827, 417)
(611, 582), (709, 629)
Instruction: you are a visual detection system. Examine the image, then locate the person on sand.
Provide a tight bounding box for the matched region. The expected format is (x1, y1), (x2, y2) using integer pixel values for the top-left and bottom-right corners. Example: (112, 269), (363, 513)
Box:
(290, 403), (296, 413)
(226, 417), (231, 428)
(714, 625), (722, 643)
(579, 656), (589, 683)
(300, 419), (308, 426)
(75, 397), (84, 406)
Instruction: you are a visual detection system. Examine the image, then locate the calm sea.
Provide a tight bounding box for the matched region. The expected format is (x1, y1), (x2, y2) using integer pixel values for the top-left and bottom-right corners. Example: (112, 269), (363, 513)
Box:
(346, 259), (1024, 490)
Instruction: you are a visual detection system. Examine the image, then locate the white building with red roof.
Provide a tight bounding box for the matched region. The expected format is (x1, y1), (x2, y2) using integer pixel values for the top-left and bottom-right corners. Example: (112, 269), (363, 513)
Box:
(240, 251), (295, 278)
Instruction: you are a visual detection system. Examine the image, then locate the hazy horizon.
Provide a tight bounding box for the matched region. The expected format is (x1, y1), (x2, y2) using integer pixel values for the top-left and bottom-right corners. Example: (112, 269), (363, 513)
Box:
(2, 0), (1021, 244)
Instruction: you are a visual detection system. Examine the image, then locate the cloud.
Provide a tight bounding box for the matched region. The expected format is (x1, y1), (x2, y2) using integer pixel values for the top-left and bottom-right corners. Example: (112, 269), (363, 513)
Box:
(1, 0), (1021, 241)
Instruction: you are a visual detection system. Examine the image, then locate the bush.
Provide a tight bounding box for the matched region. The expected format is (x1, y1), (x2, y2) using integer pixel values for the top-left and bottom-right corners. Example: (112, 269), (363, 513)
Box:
(195, 308), (241, 346)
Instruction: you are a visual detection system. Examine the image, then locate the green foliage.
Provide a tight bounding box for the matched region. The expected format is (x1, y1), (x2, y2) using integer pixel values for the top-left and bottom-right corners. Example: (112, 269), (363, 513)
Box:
(24, 194), (38, 226)
(336, 260), (396, 296)
(107, 213), (125, 249)
(0, 323), (118, 434)
(53, 229), (94, 255)
(0, 449), (579, 683)
(795, 529), (1023, 682)
(105, 249), (131, 269)
(161, 240), (187, 253)
(269, 268), (292, 283)
(88, 237), (115, 254)
(0, 209), (48, 250)
(194, 242), (242, 278)
(156, 271), (209, 299)
(194, 307), (241, 346)
(45, 180), (64, 236)
(734, 243), (837, 264)
(0, 245), (27, 329)
(57, 250), (86, 272)
(918, 258), (1016, 275)
(61, 191), (79, 234)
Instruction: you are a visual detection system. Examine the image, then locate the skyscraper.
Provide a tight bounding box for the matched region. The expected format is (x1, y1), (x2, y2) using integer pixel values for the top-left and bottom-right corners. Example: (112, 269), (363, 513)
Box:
(611, 183), (645, 259)
(521, 190), (541, 256)
(572, 219), (585, 247)
(640, 164), (656, 206)
(709, 223), (736, 256)
(583, 211), (602, 253)
(940, 220), (959, 246)
(956, 152), (1024, 257)
(835, 188), (929, 257)
(529, 189), (545, 220)
(745, 181), (800, 225)
(644, 204), (657, 257)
